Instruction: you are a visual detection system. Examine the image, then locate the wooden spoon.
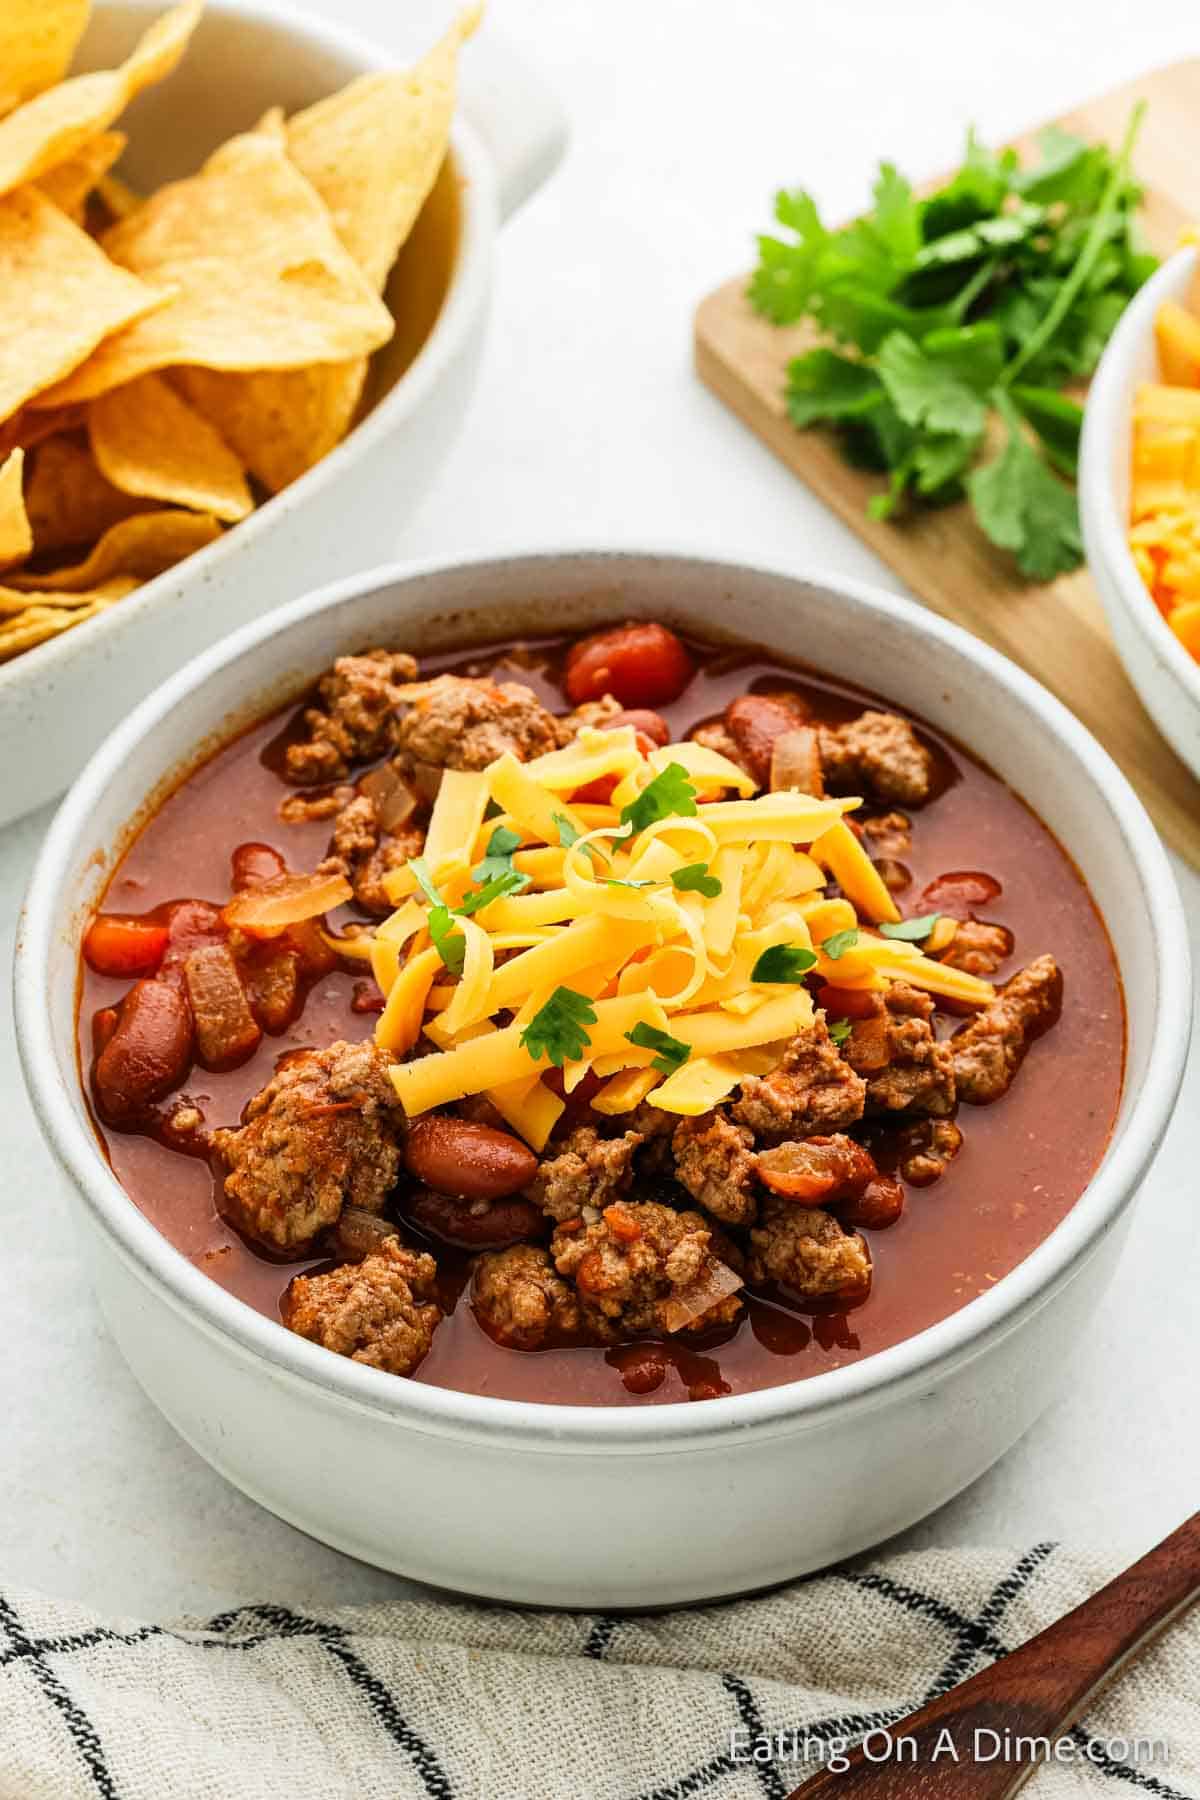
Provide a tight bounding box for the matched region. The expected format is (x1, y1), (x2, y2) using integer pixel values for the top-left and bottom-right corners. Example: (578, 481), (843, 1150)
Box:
(785, 1511), (1200, 1799)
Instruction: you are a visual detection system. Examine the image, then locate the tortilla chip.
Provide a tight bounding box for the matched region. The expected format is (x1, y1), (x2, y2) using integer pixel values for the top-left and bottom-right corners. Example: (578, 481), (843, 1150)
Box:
(0, 0), (92, 116)
(177, 359), (368, 495)
(0, 0), (201, 196)
(0, 450), (32, 569)
(0, 584), (136, 658)
(12, 507), (220, 589)
(35, 130), (126, 222)
(37, 123), (394, 407)
(292, 6), (480, 290)
(0, 187), (169, 423)
(0, 576), (135, 616)
(24, 434), (150, 552)
(0, 403), (87, 459)
(177, 8), (477, 494)
(95, 169), (140, 223)
(89, 372), (252, 521)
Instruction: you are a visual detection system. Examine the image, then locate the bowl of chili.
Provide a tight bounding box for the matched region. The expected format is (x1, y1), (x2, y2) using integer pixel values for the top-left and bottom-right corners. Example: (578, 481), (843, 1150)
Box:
(14, 547), (1191, 1607)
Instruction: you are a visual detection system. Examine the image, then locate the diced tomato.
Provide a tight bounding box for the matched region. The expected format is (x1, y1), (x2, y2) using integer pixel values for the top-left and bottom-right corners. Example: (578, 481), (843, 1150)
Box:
(817, 984), (878, 1021)
(565, 623), (694, 708)
(83, 915), (169, 978)
(573, 772), (619, 805)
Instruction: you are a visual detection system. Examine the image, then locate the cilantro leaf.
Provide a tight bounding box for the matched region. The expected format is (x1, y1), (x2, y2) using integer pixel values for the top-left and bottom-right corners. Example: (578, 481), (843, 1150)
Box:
(406, 856), (444, 911)
(427, 904), (465, 976)
(751, 943), (819, 983)
(879, 912), (941, 941)
(785, 350), (883, 429)
(821, 927), (860, 959)
(519, 986), (597, 1068)
(620, 763), (698, 834)
(671, 862), (722, 899)
(828, 1018), (853, 1046)
(456, 869), (529, 915)
(471, 824), (523, 885)
(876, 331), (989, 437)
(625, 1021), (691, 1077)
(966, 399), (1083, 580)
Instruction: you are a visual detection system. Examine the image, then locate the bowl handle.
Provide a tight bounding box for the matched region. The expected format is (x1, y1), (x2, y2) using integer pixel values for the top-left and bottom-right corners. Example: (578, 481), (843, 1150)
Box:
(459, 29), (568, 221)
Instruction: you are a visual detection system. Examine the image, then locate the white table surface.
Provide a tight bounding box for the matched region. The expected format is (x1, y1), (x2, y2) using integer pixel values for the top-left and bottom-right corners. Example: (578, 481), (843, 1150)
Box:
(2, 0), (1197, 1620)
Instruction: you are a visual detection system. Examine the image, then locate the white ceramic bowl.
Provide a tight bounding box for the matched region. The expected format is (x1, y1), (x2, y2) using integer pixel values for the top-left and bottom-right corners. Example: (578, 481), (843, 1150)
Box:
(1080, 245), (1200, 779)
(0, 0), (566, 828)
(15, 548), (1192, 1609)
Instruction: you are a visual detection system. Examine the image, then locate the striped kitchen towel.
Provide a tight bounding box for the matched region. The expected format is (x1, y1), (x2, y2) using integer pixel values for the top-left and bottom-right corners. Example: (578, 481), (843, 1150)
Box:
(0, 1543), (1196, 1799)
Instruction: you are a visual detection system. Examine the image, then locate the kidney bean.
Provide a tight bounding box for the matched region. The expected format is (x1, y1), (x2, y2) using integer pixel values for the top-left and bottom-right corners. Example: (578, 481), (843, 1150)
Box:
(91, 1006), (119, 1055)
(407, 1188), (544, 1249)
(920, 870), (1002, 919)
(231, 842), (288, 891)
(724, 693), (809, 787)
(404, 1116), (538, 1202)
(840, 1174), (905, 1229)
(565, 623), (694, 708)
(93, 979), (194, 1125)
(603, 708), (671, 747)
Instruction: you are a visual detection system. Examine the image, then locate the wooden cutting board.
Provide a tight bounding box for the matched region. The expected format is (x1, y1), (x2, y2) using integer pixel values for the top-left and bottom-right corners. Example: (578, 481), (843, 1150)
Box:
(695, 60), (1200, 867)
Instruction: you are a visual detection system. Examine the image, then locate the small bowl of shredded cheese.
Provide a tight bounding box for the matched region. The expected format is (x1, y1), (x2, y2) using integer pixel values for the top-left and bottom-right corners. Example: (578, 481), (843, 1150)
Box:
(1080, 243), (1200, 779)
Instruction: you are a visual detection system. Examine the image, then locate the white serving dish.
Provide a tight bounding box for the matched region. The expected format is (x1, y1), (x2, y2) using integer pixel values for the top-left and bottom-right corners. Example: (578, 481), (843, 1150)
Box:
(1080, 245), (1200, 779)
(15, 548), (1192, 1609)
(0, 0), (566, 828)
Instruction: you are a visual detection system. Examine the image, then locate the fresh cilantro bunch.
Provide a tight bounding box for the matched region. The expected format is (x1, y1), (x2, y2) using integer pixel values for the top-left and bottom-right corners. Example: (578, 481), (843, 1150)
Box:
(750, 108), (1154, 579)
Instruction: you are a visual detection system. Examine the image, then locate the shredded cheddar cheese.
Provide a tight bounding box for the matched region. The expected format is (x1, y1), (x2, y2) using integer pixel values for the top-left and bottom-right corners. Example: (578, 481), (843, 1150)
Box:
(1127, 290), (1200, 662)
(351, 734), (997, 1142)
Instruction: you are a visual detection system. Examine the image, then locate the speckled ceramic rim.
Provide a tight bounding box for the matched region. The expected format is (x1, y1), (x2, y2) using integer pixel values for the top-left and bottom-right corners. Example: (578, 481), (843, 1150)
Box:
(0, 0), (496, 697)
(1080, 243), (1200, 710)
(15, 547), (1193, 1453)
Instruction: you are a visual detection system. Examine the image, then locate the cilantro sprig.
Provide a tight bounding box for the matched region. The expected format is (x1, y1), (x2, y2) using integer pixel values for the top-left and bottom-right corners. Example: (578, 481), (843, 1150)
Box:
(625, 1021), (691, 1076)
(620, 763), (698, 834)
(828, 1017), (853, 1046)
(751, 942), (819, 983)
(879, 912), (941, 942)
(821, 927), (860, 960)
(671, 862), (722, 898)
(519, 986), (597, 1067)
(751, 107), (1153, 579)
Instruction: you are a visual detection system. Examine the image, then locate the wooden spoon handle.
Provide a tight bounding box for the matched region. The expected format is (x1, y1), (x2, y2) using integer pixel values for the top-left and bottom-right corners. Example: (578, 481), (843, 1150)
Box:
(786, 1512), (1200, 1799)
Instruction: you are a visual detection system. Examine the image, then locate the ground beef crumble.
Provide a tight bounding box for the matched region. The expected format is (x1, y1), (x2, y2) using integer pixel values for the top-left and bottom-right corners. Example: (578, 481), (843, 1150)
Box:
(844, 982), (956, 1117)
(526, 1125), (642, 1223)
(282, 1237), (440, 1375)
(952, 954), (1063, 1104)
(897, 1118), (964, 1187)
(472, 1245), (580, 1350)
(394, 674), (562, 771)
(748, 1199), (871, 1298)
(939, 918), (1013, 978)
(319, 788), (426, 915)
(285, 650), (418, 785)
(551, 1201), (742, 1341)
(212, 1040), (403, 1252)
(672, 1110), (758, 1226)
(731, 1018), (866, 1140)
(819, 711), (934, 805)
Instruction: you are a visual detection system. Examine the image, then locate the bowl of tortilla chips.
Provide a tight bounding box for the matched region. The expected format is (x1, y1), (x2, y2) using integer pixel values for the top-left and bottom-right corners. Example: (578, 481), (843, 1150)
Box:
(0, 0), (565, 824)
